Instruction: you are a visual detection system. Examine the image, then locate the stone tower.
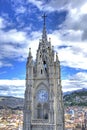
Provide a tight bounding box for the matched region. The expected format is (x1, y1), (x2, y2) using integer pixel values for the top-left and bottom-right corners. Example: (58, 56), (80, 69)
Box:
(23, 14), (65, 130)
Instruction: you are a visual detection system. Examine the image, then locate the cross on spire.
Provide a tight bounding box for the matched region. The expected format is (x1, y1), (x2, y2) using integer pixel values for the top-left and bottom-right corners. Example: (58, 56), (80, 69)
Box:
(42, 13), (47, 25)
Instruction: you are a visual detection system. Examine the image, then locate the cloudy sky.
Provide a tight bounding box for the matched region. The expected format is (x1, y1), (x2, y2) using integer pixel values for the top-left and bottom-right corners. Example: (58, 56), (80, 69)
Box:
(0, 0), (87, 98)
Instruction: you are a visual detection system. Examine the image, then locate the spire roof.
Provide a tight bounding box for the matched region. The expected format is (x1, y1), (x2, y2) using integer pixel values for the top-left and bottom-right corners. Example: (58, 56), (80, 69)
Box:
(42, 13), (47, 41)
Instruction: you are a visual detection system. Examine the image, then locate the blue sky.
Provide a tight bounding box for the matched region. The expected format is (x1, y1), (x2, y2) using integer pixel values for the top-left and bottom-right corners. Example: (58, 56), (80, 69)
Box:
(0, 0), (87, 98)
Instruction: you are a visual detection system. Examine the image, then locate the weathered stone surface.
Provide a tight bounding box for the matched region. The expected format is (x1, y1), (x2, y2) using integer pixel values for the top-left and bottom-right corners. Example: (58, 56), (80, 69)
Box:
(23, 15), (65, 130)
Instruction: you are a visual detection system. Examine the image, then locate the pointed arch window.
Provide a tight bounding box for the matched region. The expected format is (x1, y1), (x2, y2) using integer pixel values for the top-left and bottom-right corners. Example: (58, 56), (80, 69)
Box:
(43, 61), (47, 73)
(37, 103), (49, 119)
(41, 69), (43, 74)
(43, 103), (48, 119)
(37, 103), (42, 119)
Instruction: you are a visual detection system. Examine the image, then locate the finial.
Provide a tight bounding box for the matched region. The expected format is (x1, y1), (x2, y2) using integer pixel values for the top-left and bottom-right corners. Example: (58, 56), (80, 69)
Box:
(52, 46), (54, 50)
(49, 38), (51, 42)
(39, 39), (42, 42)
(56, 53), (59, 62)
(29, 48), (32, 57)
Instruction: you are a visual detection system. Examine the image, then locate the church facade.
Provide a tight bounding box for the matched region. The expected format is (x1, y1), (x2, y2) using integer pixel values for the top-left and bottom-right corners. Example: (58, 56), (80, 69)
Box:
(23, 14), (65, 130)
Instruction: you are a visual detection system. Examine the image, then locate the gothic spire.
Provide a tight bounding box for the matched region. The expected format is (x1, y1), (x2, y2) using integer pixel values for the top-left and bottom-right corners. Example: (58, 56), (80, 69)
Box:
(27, 48), (33, 66)
(42, 13), (47, 41)
(28, 48), (32, 57)
(56, 53), (60, 64)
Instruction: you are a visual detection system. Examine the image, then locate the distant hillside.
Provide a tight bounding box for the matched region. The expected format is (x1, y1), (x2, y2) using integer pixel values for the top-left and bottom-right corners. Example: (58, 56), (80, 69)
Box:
(0, 89), (87, 109)
(63, 89), (87, 106)
(0, 96), (24, 110)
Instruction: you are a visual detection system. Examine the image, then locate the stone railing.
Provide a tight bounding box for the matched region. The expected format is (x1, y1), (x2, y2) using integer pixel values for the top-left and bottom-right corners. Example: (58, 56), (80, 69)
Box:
(32, 119), (49, 124)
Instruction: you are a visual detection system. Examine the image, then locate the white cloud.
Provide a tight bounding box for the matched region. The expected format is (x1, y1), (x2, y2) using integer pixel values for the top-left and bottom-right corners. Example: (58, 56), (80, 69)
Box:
(0, 14), (42, 63)
(43, 0), (69, 12)
(27, 0), (69, 12)
(0, 0), (87, 96)
(0, 72), (87, 98)
(0, 17), (6, 29)
(0, 15), (13, 29)
(70, 72), (87, 81)
(0, 29), (27, 43)
(26, 0), (87, 43)
(0, 29), (41, 62)
(42, 0), (87, 71)
(0, 16), (40, 63)
(62, 72), (87, 92)
(0, 20), (30, 61)
(0, 79), (25, 98)
(69, 0), (87, 11)
(0, 16), (87, 70)
(47, 30), (87, 70)
(28, 0), (43, 10)
(0, 43), (27, 62)
(0, 85), (25, 98)
(15, 6), (27, 14)
(1, 0), (86, 68)
(0, 79), (25, 86)
(0, 61), (13, 68)
(61, 1), (87, 40)
(59, 43), (87, 70)
(81, 3), (87, 15)
(26, 0), (87, 13)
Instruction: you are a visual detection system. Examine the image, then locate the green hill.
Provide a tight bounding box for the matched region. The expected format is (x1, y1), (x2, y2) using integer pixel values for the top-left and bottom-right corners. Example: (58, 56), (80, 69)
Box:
(63, 89), (87, 106)
(0, 89), (87, 109)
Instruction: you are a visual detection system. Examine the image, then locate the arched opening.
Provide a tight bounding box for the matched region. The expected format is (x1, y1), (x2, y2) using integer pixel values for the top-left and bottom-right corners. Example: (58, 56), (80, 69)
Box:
(43, 61), (47, 73)
(43, 60), (46, 65)
(41, 69), (43, 74)
(43, 103), (49, 119)
(37, 103), (49, 119)
(37, 103), (42, 119)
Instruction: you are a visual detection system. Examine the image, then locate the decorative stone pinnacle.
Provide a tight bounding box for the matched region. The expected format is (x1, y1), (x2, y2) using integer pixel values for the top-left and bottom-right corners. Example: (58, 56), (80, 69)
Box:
(29, 48), (32, 57)
(56, 53), (59, 62)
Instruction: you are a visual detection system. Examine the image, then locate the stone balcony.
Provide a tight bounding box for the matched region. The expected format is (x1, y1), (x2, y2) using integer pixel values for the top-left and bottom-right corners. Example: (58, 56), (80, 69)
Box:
(32, 119), (49, 124)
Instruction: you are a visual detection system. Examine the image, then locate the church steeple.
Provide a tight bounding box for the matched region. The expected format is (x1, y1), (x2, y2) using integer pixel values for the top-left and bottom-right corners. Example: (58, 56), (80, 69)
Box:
(23, 14), (65, 130)
(42, 13), (47, 41)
